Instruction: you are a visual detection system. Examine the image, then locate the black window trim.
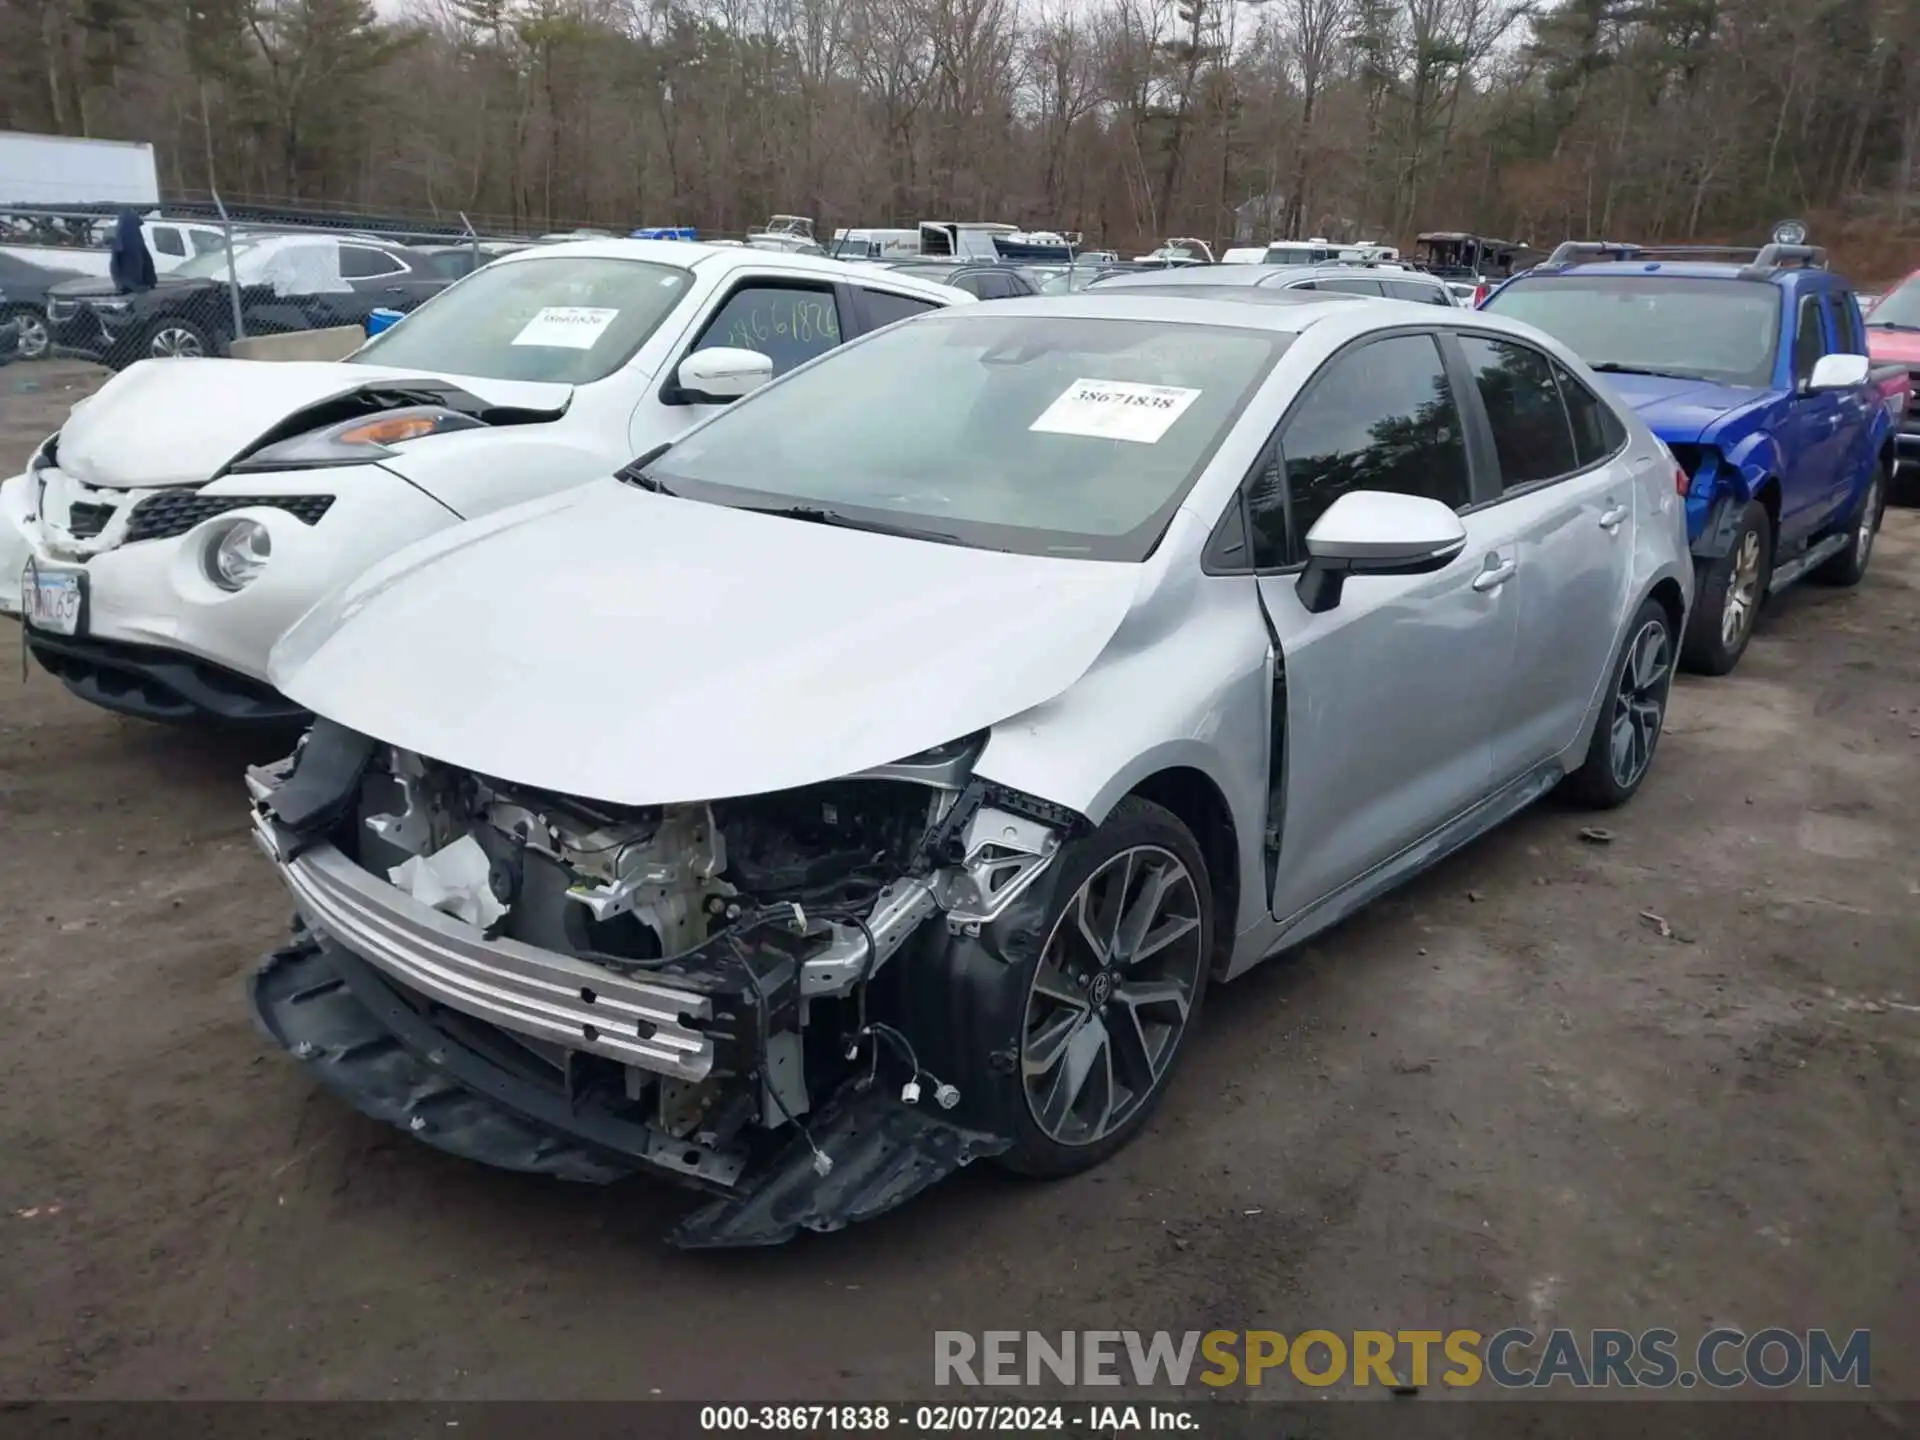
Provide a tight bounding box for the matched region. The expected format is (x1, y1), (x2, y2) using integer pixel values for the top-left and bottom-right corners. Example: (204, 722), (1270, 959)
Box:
(1440, 328), (1628, 506)
(658, 274), (848, 407)
(1202, 324), (1480, 576)
(1827, 288), (1864, 356)
(1791, 292), (1827, 390)
(844, 280), (945, 333)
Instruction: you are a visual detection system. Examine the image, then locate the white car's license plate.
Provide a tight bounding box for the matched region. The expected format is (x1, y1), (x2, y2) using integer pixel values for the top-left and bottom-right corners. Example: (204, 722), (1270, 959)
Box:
(21, 561), (86, 636)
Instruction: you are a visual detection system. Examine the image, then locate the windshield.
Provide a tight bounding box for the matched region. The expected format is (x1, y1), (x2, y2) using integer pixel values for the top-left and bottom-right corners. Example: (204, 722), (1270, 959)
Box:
(1865, 277), (1920, 329)
(641, 313), (1288, 561)
(349, 255), (693, 383)
(1483, 275), (1781, 387)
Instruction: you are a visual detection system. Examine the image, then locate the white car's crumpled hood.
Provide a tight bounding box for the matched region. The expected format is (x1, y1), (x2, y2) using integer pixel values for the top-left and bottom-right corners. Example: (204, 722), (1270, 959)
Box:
(54, 358), (572, 488)
(270, 478), (1145, 806)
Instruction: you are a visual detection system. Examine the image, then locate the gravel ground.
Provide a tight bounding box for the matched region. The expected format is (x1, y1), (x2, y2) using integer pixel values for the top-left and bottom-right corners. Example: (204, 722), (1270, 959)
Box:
(1, 360), (1916, 1402)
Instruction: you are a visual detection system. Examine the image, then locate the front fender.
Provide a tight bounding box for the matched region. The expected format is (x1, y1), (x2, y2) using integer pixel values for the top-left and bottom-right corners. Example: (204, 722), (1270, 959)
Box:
(972, 564), (1274, 940)
(1691, 426), (1786, 558)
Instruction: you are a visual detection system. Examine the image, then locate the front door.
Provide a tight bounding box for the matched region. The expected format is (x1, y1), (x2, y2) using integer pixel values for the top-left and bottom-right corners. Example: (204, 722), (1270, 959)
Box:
(1246, 331), (1520, 921)
(633, 277), (851, 452)
(1782, 291), (1847, 543)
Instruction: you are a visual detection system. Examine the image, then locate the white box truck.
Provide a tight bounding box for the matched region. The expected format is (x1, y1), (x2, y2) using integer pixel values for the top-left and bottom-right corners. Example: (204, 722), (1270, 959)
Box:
(0, 132), (160, 207)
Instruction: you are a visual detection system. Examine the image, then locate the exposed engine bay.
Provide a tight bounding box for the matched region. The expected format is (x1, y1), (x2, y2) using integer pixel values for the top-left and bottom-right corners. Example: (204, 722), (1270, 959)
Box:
(246, 720), (1078, 1246)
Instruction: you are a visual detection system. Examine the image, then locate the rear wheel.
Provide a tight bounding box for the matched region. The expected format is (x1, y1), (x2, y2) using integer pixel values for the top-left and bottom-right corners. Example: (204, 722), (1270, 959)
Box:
(1812, 465), (1885, 587)
(1568, 596), (1675, 808)
(1682, 500), (1771, 675)
(142, 317), (211, 361)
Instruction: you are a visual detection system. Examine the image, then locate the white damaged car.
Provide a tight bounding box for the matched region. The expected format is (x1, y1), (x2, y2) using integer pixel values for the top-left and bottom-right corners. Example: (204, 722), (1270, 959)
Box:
(246, 292), (1691, 1246)
(1, 240), (968, 724)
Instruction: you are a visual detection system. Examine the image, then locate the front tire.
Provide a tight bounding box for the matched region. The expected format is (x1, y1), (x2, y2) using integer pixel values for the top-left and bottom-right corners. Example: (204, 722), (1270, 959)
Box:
(1682, 499), (1771, 675)
(4, 306), (50, 361)
(1568, 596), (1675, 809)
(988, 797), (1214, 1178)
(1812, 464), (1885, 587)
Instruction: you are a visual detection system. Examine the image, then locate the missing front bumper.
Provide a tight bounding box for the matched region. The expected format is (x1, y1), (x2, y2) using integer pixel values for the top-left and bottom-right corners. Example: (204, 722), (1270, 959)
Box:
(251, 934), (1007, 1246)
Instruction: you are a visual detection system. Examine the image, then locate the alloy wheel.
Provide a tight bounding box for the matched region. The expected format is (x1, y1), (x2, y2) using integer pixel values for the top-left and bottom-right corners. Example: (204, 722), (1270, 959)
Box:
(149, 326), (205, 359)
(11, 312), (50, 360)
(1610, 617), (1672, 789)
(1720, 529), (1763, 649)
(1021, 845), (1206, 1147)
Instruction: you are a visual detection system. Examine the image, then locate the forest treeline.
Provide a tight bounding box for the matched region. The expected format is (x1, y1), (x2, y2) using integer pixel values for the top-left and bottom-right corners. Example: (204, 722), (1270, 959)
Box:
(6, 0), (1920, 261)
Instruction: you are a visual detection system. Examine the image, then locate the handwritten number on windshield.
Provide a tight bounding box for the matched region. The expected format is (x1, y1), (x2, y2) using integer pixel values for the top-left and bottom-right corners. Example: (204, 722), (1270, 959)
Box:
(724, 297), (839, 350)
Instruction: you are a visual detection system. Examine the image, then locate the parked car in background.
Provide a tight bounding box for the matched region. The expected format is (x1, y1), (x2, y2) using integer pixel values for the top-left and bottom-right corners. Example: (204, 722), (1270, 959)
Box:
(0, 250), (85, 359)
(44, 233), (450, 369)
(1021, 262), (1114, 295)
(1134, 238), (1215, 264)
(1089, 261), (1458, 307)
(1414, 232), (1540, 306)
(1483, 241), (1903, 674)
(0, 314), (18, 366)
(3, 241), (971, 725)
(0, 213), (228, 278)
(1863, 274), (1920, 490)
(415, 241), (527, 280)
(244, 290), (1690, 1247)
(876, 258), (1042, 299)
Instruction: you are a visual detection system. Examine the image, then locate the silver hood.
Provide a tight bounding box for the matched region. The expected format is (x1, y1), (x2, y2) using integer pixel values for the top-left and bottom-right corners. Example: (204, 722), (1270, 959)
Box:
(54, 358), (572, 489)
(269, 478), (1146, 806)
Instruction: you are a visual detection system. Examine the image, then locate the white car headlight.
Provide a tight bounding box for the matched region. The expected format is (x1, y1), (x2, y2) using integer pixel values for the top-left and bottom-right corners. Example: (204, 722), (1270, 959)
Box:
(206, 519), (272, 591)
(231, 405), (484, 473)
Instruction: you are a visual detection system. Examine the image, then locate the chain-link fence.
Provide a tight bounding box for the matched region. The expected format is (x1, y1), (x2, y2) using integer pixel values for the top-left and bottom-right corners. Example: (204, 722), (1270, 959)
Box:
(0, 191), (538, 370)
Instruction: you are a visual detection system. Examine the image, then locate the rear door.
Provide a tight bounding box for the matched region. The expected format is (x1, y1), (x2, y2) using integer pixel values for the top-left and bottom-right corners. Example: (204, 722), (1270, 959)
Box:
(1249, 331), (1519, 920)
(1449, 332), (1641, 775)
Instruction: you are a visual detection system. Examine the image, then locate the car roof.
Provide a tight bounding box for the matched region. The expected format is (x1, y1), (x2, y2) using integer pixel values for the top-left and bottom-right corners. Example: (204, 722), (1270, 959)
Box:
(927, 291), (1401, 334)
(1081, 283), (1367, 308)
(1090, 263), (1441, 291)
(488, 237), (973, 301)
(1510, 259), (1809, 284)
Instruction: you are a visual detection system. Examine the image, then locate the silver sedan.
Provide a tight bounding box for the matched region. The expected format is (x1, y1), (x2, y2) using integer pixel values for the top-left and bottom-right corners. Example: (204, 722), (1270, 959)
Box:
(246, 291), (1693, 1245)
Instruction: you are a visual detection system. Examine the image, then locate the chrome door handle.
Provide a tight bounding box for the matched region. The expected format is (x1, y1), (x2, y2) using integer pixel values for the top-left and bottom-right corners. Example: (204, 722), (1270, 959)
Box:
(1472, 558), (1517, 591)
(1599, 504), (1629, 530)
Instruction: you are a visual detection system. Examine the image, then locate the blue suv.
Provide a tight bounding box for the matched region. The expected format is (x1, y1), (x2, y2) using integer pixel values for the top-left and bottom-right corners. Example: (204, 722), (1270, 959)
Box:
(1482, 242), (1902, 674)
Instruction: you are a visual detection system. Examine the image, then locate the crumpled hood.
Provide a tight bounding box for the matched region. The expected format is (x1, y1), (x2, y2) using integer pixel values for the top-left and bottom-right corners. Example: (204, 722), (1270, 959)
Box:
(1600, 371), (1771, 444)
(54, 358), (572, 489)
(270, 478), (1146, 807)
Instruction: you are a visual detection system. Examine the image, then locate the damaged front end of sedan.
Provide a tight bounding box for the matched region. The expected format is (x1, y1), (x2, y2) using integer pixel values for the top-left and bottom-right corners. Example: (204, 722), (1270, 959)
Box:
(246, 720), (1083, 1247)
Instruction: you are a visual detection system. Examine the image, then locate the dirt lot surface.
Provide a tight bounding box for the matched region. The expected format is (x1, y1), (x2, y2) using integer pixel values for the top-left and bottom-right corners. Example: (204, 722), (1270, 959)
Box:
(2, 360), (1917, 1402)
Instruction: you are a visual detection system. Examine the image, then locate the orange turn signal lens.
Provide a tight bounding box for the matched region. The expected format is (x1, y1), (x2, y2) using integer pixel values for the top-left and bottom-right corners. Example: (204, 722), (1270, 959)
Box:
(339, 414), (442, 446)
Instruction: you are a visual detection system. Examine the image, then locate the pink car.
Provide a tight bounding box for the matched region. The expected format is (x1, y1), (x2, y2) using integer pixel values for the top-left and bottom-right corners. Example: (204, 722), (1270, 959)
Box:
(1865, 275), (1920, 487)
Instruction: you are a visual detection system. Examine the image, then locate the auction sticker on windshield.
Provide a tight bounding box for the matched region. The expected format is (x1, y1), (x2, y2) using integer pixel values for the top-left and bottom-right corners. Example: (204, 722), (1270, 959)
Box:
(1030, 378), (1201, 444)
(512, 306), (620, 349)
(21, 559), (85, 636)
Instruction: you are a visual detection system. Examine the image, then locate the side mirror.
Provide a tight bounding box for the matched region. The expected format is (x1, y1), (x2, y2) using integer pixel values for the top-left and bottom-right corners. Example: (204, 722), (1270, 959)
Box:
(674, 346), (773, 404)
(1296, 491), (1468, 614)
(1806, 352), (1869, 393)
